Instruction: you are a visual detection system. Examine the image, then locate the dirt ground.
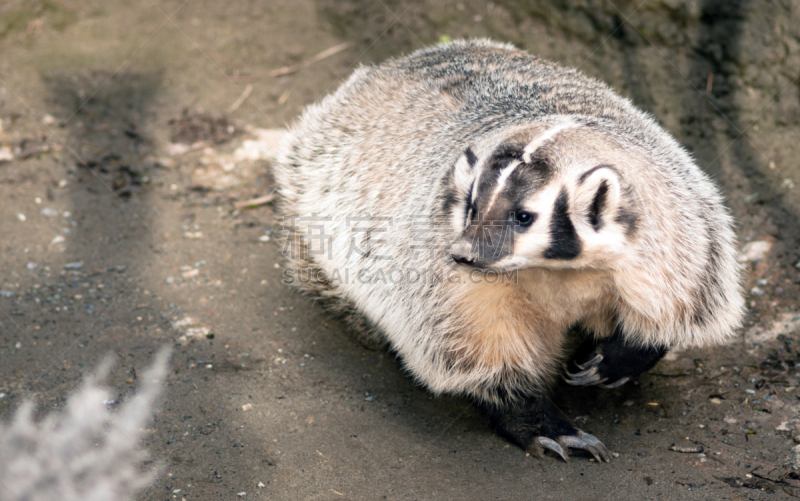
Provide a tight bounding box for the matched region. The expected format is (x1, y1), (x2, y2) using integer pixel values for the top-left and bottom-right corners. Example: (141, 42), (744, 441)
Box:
(1, 0), (800, 499)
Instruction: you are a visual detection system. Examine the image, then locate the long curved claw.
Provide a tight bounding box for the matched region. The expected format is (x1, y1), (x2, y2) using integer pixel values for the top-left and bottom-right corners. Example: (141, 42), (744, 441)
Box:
(536, 436), (569, 462)
(564, 366), (608, 386)
(599, 376), (630, 389)
(576, 353), (603, 371)
(561, 431), (612, 463)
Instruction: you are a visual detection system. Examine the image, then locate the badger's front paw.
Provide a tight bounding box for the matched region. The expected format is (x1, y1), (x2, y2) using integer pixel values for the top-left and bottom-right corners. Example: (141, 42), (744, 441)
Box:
(565, 331), (668, 388)
(483, 396), (611, 463)
(534, 429), (611, 463)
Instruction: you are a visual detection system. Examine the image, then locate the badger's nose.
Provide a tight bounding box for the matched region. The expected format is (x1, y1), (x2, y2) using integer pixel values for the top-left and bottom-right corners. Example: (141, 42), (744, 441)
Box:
(449, 240), (476, 265)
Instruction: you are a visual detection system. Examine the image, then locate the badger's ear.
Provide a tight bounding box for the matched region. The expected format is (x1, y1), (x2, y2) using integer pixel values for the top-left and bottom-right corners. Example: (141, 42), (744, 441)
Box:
(452, 146), (478, 195)
(576, 165), (622, 232)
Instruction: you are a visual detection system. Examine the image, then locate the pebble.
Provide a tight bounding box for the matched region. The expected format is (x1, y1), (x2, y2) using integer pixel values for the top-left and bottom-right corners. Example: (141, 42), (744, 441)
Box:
(740, 240), (771, 262)
(166, 277), (175, 284)
(64, 262), (83, 270)
(0, 291), (14, 297)
(257, 482), (266, 488)
(611, 452), (620, 458)
(182, 268), (199, 278)
(50, 235), (65, 245)
(237, 492), (246, 498)
(750, 287), (765, 297)
(0, 145), (13, 162)
(26, 262), (37, 270)
(242, 403), (253, 411)
(638, 452), (646, 457)
(39, 208), (59, 217)
(17, 213), (26, 222)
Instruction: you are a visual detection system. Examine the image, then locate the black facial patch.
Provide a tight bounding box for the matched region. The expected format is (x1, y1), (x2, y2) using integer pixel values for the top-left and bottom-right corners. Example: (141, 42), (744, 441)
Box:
(615, 208), (639, 236)
(464, 146), (478, 167)
(589, 180), (608, 231)
(543, 188), (582, 260)
(487, 144), (523, 171)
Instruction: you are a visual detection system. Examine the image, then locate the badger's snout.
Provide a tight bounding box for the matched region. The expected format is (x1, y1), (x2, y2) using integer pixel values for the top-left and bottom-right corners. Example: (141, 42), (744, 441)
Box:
(449, 239), (478, 265)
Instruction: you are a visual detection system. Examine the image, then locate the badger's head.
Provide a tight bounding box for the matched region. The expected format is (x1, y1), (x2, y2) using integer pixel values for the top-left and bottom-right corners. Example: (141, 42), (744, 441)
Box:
(447, 119), (640, 271)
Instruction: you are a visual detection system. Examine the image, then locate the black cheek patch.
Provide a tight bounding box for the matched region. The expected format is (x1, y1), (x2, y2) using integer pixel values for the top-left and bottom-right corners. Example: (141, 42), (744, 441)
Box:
(543, 188), (582, 260)
(589, 181), (608, 231)
(615, 208), (639, 236)
(465, 146), (478, 167)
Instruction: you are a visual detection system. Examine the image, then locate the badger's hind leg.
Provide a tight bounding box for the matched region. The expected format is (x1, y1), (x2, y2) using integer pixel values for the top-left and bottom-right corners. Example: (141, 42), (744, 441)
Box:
(481, 395), (611, 462)
(565, 327), (668, 388)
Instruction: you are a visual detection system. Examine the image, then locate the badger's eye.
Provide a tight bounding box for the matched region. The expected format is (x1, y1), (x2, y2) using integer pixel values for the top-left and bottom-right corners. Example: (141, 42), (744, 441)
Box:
(513, 211), (537, 229)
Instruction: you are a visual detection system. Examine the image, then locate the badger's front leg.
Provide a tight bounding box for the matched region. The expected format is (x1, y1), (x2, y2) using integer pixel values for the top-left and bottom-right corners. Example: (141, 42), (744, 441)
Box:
(565, 328), (668, 388)
(480, 395), (611, 462)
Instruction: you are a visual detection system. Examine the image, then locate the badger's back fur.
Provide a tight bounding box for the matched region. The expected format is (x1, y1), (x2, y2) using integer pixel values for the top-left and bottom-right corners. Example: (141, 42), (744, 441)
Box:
(273, 39), (743, 460)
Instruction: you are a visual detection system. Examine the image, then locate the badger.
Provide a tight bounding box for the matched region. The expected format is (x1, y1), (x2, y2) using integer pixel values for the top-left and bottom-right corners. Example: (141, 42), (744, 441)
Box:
(272, 39), (744, 462)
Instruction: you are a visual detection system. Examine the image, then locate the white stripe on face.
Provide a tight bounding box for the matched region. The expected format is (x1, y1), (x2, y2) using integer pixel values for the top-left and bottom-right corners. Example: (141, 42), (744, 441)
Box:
(485, 160), (521, 212)
(522, 121), (579, 164)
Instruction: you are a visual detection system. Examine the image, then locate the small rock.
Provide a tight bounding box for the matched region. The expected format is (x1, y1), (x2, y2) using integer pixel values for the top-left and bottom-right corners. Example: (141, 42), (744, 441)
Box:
(257, 482), (266, 488)
(242, 403), (253, 411)
(182, 268), (199, 278)
(50, 235), (65, 245)
(258, 235), (271, 242)
(172, 317), (195, 328)
(0, 290), (14, 297)
(17, 213), (26, 222)
(740, 240), (771, 262)
(41, 113), (56, 125)
(637, 452), (646, 457)
(166, 142), (191, 156)
(26, 262), (37, 270)
(39, 208), (59, 217)
(0, 145), (14, 162)
(237, 492), (246, 497)
(64, 262), (84, 270)
(750, 287), (765, 297)
(611, 452), (620, 458)
(166, 276), (175, 285)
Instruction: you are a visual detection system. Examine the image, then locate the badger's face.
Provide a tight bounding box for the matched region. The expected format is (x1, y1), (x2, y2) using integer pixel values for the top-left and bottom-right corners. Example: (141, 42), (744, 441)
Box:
(447, 120), (638, 271)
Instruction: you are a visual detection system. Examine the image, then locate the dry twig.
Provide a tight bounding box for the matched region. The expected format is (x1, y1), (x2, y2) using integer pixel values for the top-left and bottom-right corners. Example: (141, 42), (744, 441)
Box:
(268, 42), (352, 77)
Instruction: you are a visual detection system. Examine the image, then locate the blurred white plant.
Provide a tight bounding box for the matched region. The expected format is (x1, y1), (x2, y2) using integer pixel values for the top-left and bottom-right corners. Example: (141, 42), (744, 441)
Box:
(0, 347), (170, 501)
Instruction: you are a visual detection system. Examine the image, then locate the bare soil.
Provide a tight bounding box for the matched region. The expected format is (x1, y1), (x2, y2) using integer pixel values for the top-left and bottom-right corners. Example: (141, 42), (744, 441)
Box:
(1, 0), (800, 499)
